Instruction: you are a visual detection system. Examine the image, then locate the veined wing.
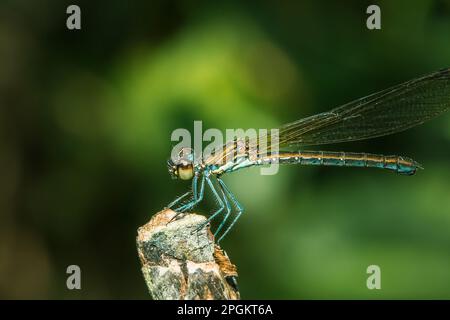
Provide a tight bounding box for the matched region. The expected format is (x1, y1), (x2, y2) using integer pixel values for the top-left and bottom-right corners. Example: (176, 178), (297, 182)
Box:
(279, 68), (450, 147)
(205, 68), (450, 166)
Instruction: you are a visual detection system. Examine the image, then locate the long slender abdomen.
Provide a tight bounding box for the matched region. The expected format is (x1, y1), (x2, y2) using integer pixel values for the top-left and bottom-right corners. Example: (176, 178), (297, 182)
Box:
(262, 151), (422, 175)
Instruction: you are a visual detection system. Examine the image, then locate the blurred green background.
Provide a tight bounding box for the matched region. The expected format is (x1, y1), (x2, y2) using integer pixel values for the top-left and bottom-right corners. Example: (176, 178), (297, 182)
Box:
(0, 0), (450, 299)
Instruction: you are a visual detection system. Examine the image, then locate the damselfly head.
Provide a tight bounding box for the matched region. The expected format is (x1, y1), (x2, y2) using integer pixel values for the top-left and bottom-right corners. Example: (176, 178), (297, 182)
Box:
(167, 147), (195, 180)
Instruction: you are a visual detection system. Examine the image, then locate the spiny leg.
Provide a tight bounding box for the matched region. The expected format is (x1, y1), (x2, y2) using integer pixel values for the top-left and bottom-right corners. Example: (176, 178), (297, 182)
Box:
(172, 174), (198, 213)
(167, 173), (199, 213)
(213, 177), (232, 238)
(169, 174), (203, 223)
(168, 175), (203, 226)
(216, 178), (244, 243)
(174, 174), (205, 213)
(175, 175), (198, 212)
(167, 188), (195, 224)
(166, 191), (191, 209)
(202, 175), (226, 225)
(194, 175), (231, 235)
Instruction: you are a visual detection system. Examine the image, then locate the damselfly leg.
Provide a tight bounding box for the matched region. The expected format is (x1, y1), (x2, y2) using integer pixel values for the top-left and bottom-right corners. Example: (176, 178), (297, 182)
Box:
(213, 177), (233, 238)
(216, 178), (244, 243)
(192, 175), (228, 234)
(193, 176), (232, 239)
(195, 177), (245, 242)
(173, 174), (205, 213)
(166, 191), (191, 209)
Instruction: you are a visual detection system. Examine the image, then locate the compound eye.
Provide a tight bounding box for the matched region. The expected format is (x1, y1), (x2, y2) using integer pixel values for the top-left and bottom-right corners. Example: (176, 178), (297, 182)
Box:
(178, 164), (194, 180)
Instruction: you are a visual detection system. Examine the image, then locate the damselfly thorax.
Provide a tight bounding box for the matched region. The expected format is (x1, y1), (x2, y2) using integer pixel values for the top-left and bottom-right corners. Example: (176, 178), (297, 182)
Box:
(166, 68), (450, 243)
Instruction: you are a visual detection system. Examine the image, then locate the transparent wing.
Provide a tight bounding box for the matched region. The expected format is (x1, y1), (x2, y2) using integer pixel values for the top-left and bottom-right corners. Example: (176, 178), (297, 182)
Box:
(279, 68), (450, 147)
(206, 68), (450, 166)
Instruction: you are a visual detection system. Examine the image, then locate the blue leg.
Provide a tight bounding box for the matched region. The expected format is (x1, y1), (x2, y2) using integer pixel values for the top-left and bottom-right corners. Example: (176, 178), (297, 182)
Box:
(216, 178), (244, 243)
(168, 175), (204, 224)
(172, 175), (197, 212)
(167, 174), (199, 210)
(194, 176), (230, 234)
(174, 174), (205, 212)
(192, 173), (198, 200)
(175, 173), (199, 210)
(203, 176), (225, 222)
(166, 191), (191, 209)
(212, 177), (232, 238)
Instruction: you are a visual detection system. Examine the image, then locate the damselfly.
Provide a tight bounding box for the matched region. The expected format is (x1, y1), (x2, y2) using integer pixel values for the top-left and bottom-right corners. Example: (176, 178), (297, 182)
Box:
(166, 68), (450, 242)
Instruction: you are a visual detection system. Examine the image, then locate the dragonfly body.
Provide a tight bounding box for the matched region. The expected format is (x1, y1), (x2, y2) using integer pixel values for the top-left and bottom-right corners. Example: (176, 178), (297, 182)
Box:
(166, 68), (450, 242)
